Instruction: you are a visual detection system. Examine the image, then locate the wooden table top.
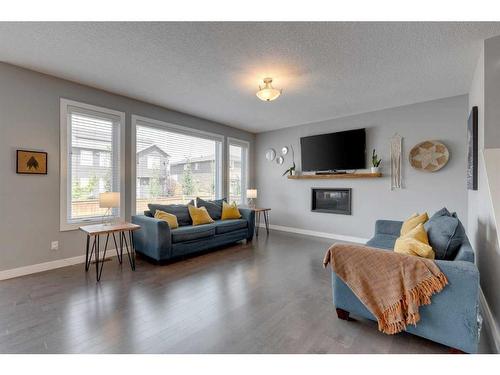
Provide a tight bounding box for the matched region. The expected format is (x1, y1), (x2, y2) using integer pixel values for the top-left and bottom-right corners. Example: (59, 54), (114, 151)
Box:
(239, 206), (271, 212)
(79, 222), (141, 235)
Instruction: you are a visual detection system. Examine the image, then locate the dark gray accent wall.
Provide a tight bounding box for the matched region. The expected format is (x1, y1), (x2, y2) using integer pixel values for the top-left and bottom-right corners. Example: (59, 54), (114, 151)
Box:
(0, 62), (255, 271)
(256, 95), (468, 240)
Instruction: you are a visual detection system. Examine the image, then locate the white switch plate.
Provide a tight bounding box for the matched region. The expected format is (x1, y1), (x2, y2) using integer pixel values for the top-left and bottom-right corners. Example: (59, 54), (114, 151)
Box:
(51, 241), (59, 251)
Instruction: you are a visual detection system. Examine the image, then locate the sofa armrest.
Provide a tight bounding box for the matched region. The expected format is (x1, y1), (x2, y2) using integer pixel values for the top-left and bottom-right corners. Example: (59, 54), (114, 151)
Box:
(131, 215), (172, 261)
(374, 220), (403, 236)
(239, 208), (255, 239)
(432, 259), (480, 352)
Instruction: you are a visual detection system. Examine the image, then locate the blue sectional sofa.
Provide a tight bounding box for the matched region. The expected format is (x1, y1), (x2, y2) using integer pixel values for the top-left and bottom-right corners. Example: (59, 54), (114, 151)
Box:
(131, 206), (255, 262)
(332, 218), (480, 353)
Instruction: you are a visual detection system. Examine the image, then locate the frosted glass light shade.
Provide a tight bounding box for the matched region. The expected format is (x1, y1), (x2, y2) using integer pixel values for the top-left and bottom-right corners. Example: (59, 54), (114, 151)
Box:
(247, 189), (257, 199)
(99, 192), (120, 208)
(256, 78), (282, 102)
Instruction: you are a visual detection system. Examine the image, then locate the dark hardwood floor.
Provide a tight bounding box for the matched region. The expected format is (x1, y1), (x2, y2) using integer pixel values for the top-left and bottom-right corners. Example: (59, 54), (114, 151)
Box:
(0, 230), (493, 353)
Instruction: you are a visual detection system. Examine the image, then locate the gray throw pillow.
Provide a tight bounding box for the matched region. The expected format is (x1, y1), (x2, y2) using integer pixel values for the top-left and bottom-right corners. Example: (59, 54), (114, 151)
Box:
(424, 208), (465, 260)
(148, 200), (194, 226)
(196, 197), (227, 220)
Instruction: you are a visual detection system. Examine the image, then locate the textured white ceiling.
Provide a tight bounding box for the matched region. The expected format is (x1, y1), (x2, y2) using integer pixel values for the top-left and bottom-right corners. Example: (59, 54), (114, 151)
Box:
(1, 22), (499, 133)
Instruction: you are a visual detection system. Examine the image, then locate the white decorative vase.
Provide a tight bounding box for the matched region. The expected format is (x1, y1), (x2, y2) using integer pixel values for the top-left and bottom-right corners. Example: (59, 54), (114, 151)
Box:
(371, 166), (380, 173)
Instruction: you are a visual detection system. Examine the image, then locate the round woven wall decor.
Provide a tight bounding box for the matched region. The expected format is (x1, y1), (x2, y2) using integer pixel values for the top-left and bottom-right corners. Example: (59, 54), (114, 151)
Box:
(409, 140), (449, 172)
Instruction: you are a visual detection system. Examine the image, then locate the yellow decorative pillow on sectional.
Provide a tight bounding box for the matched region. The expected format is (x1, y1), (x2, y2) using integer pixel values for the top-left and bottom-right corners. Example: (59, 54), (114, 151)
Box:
(221, 201), (241, 220)
(154, 209), (179, 229)
(188, 204), (214, 226)
(394, 223), (435, 259)
(400, 212), (429, 236)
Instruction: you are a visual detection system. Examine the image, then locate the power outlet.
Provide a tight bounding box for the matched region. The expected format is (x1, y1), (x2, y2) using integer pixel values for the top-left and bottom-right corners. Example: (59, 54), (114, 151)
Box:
(51, 241), (59, 251)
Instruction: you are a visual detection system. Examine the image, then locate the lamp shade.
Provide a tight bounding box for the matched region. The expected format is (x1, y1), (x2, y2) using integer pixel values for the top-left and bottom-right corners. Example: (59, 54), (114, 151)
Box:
(99, 192), (120, 208)
(246, 189), (257, 199)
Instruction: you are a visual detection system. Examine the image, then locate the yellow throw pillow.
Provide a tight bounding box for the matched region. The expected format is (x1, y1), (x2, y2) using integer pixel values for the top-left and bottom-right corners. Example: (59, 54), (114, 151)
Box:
(400, 212), (429, 236)
(154, 209), (179, 229)
(188, 204), (214, 226)
(394, 237), (435, 259)
(394, 223), (435, 259)
(221, 201), (241, 220)
(404, 223), (430, 245)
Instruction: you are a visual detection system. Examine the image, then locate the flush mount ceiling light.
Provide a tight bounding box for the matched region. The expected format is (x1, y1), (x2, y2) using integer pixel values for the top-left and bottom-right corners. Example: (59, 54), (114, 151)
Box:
(256, 77), (282, 102)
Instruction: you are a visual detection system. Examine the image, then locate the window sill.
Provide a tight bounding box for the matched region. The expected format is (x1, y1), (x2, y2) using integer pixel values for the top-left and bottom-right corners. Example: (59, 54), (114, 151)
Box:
(60, 217), (121, 232)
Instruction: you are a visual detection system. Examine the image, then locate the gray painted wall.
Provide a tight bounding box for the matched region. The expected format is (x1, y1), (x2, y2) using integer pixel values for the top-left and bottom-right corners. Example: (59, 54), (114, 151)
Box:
(0, 62), (255, 271)
(484, 36), (500, 149)
(468, 36), (500, 348)
(256, 95), (468, 240)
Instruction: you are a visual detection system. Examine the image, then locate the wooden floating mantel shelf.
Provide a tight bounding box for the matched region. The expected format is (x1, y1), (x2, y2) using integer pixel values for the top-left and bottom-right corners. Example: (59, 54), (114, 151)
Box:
(287, 172), (382, 180)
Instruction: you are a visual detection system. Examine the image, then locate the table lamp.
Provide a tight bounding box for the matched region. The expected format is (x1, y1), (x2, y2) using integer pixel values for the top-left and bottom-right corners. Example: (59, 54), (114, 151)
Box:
(99, 192), (120, 225)
(246, 189), (257, 208)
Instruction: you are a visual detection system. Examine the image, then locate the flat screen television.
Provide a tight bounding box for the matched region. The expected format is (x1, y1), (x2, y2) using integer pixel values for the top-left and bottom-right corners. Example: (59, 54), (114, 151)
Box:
(300, 128), (366, 172)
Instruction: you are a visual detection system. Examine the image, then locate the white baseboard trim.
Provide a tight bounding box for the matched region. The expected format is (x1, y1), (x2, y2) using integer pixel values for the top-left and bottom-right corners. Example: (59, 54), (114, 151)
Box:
(258, 223), (369, 244)
(0, 250), (118, 281)
(479, 288), (500, 353)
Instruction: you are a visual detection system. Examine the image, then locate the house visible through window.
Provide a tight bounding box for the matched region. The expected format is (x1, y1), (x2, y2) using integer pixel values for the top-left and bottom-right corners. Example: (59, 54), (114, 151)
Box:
(228, 139), (249, 204)
(80, 150), (93, 166)
(60, 99), (124, 230)
(134, 118), (223, 214)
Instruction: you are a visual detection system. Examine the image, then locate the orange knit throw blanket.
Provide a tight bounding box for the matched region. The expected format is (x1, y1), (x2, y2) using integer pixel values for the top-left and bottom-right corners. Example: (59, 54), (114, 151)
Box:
(323, 243), (448, 334)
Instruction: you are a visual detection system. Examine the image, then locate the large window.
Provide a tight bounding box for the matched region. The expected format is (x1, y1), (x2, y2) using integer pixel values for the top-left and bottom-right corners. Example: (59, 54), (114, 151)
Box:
(228, 138), (249, 204)
(132, 116), (223, 214)
(60, 99), (125, 230)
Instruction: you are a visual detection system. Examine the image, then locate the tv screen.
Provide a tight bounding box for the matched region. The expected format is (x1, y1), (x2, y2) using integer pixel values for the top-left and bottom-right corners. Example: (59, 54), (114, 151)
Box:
(300, 128), (366, 172)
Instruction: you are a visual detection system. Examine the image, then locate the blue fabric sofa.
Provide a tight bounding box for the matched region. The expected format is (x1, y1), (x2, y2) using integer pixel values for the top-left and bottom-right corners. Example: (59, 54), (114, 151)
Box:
(332, 219), (480, 353)
(131, 208), (255, 262)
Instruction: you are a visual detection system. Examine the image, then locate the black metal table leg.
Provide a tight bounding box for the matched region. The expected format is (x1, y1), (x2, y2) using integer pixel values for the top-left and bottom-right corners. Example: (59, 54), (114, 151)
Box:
(95, 234), (100, 281)
(122, 231), (136, 271)
(86, 236), (96, 271)
(264, 211), (270, 235)
(256, 211), (261, 237)
(96, 233), (110, 281)
(112, 232), (122, 264)
(129, 230), (136, 271)
(85, 234), (90, 271)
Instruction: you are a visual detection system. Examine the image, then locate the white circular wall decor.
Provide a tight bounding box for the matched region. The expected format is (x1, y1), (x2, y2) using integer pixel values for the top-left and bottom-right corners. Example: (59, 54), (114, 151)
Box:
(265, 148), (276, 161)
(276, 156), (284, 165)
(409, 140), (449, 172)
(281, 146), (289, 155)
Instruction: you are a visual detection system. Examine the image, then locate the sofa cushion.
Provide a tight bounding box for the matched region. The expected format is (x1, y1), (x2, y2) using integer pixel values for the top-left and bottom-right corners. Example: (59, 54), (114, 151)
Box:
(424, 207), (466, 260)
(170, 223), (215, 243)
(196, 197), (226, 220)
(366, 234), (398, 250)
(214, 219), (248, 235)
(148, 201), (194, 226)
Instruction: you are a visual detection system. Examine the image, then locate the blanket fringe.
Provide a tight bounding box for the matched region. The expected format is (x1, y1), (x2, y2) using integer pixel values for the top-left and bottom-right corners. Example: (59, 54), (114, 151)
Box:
(377, 272), (448, 334)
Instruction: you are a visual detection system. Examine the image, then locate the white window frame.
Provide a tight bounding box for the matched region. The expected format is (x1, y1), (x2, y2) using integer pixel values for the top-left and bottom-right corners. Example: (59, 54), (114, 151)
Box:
(227, 137), (250, 205)
(131, 115), (225, 215)
(60, 98), (125, 231)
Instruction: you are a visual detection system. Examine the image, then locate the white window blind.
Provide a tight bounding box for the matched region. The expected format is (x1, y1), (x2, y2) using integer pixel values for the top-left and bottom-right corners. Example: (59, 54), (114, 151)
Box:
(228, 139), (249, 204)
(134, 120), (223, 214)
(60, 99), (124, 230)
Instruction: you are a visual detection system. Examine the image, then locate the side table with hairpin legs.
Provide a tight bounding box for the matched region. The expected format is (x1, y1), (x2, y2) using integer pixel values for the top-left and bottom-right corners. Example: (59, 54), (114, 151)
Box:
(79, 222), (141, 282)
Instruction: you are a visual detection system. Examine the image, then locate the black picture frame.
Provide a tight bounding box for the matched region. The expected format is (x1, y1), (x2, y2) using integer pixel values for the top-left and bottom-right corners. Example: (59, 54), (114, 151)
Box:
(16, 149), (48, 175)
(467, 107), (478, 190)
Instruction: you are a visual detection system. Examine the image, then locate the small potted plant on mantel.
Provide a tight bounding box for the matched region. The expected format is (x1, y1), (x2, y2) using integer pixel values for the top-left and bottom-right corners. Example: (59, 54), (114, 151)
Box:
(371, 149), (382, 173)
